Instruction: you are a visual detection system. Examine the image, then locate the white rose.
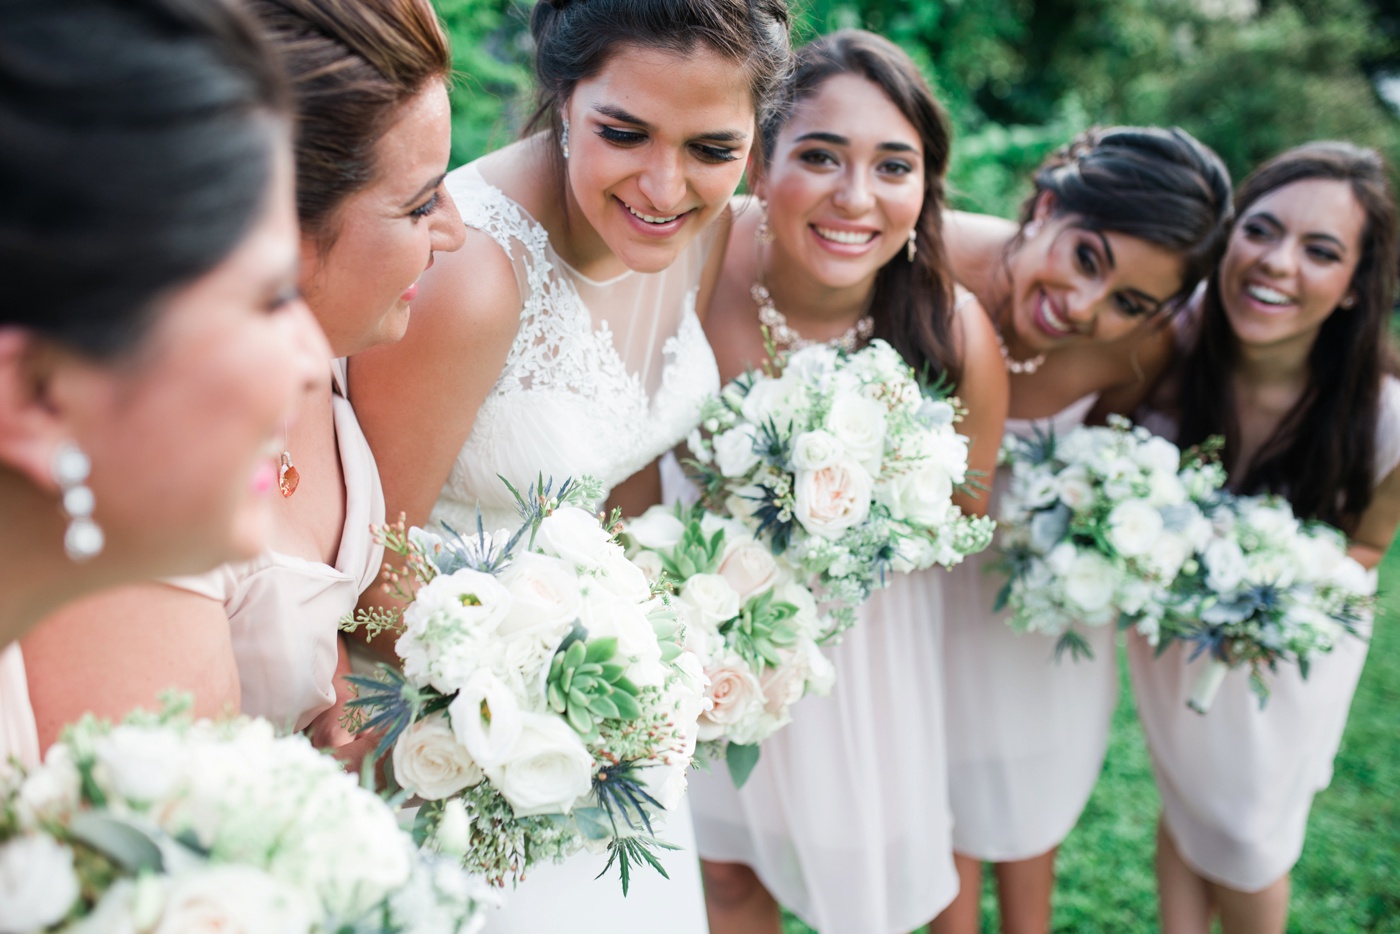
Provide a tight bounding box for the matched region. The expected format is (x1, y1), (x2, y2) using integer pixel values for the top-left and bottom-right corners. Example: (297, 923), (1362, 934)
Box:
(713, 424), (762, 478)
(496, 552), (582, 639)
(485, 712), (595, 817)
(92, 724), (187, 805)
(1055, 466), (1095, 511)
(17, 746), (81, 829)
(1330, 556), (1377, 596)
(638, 762), (689, 813)
(680, 573), (742, 628)
(629, 550), (666, 585)
(879, 462), (954, 527)
(1063, 552), (1117, 612)
(790, 430), (845, 471)
(696, 660), (766, 742)
(758, 654), (806, 718)
(774, 581), (821, 637)
(1045, 541), (1079, 576)
(793, 459), (873, 539)
(801, 641), (836, 696)
(824, 394), (887, 474)
(447, 672), (523, 769)
(1106, 500), (1165, 558)
(592, 550), (651, 599)
(1145, 468), (1188, 508)
(1204, 537), (1248, 593)
(625, 507), (686, 552)
(153, 866), (312, 934)
(578, 596), (663, 678)
(394, 712), (484, 800)
(534, 506), (614, 569)
(0, 834), (79, 932)
(740, 374), (806, 428)
(1136, 435), (1182, 474)
(783, 344), (839, 382)
(716, 540), (781, 601)
(1145, 531), (1193, 581)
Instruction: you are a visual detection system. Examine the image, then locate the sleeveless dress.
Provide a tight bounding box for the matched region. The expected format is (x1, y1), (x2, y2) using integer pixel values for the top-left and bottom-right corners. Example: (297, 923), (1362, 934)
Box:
(686, 291), (982, 934)
(1126, 376), (1400, 891)
(435, 163), (720, 933)
(169, 359), (385, 733)
(940, 393), (1119, 861)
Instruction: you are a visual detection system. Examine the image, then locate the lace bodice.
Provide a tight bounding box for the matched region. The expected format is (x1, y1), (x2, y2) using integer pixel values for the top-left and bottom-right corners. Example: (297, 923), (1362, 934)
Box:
(433, 164), (722, 532)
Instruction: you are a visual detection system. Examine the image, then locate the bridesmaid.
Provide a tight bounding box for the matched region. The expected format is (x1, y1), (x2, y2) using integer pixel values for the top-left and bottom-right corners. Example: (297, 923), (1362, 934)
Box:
(1128, 142), (1400, 934)
(691, 30), (1007, 934)
(22, 0), (462, 750)
(0, 0), (324, 760)
(931, 127), (1233, 934)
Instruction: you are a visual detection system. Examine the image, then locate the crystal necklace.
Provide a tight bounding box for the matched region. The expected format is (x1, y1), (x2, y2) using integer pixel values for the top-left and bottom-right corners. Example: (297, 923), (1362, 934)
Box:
(751, 281), (874, 353)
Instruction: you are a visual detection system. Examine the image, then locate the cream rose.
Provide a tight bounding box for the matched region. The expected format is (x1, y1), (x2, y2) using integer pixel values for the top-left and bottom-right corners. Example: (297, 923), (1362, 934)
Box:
(153, 867), (312, 934)
(629, 549), (666, 585)
(485, 712), (595, 817)
(496, 552), (582, 639)
(680, 573), (742, 628)
(717, 539), (781, 601)
(0, 834), (79, 932)
(879, 462), (954, 527)
(790, 429), (844, 471)
(794, 459), (873, 539)
(824, 394), (887, 474)
(697, 660), (765, 742)
(394, 712), (485, 800)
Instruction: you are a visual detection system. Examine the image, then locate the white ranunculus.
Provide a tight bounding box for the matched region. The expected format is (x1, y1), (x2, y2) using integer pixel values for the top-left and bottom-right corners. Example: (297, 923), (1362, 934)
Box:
(1204, 537), (1248, 593)
(717, 539), (781, 601)
(534, 506), (614, 569)
(793, 459), (874, 539)
(1106, 500), (1165, 557)
(394, 712), (484, 800)
(0, 834), (79, 932)
(1063, 551), (1117, 612)
(740, 374), (806, 428)
(790, 430), (845, 471)
(93, 724), (187, 805)
(713, 424), (763, 479)
(878, 462), (954, 527)
(696, 659), (766, 742)
(152, 866), (312, 934)
(402, 568), (514, 638)
(496, 551), (582, 639)
(447, 671), (523, 769)
(824, 394), (887, 475)
(680, 573), (742, 628)
(629, 549), (666, 585)
(485, 712), (595, 817)
(1045, 541), (1079, 576)
(1055, 465), (1095, 511)
(626, 507), (686, 552)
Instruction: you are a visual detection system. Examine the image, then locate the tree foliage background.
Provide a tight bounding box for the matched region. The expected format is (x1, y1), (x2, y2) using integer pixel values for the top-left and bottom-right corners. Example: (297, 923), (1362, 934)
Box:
(433, 0), (1400, 217)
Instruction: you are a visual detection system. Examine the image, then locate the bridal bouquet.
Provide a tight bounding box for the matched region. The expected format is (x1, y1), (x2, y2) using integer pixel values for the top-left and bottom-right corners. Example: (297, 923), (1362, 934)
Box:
(1152, 494), (1375, 713)
(687, 339), (995, 635)
(0, 702), (493, 934)
(344, 478), (706, 893)
(624, 504), (834, 787)
(995, 417), (1227, 659)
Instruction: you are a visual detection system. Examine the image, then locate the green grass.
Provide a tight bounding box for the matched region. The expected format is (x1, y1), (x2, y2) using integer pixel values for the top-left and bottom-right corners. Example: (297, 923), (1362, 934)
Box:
(781, 545), (1400, 933)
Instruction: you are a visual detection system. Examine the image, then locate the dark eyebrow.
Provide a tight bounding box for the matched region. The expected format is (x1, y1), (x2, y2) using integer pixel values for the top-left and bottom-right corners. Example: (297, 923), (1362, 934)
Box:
(592, 103), (748, 143)
(400, 173), (445, 210)
(1247, 209), (1349, 252)
(1092, 231), (1117, 269)
(1125, 289), (1167, 312)
(793, 131), (919, 155)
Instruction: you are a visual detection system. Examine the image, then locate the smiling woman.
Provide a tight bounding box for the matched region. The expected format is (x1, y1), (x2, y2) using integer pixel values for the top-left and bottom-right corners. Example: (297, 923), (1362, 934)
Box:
(347, 0), (792, 928)
(22, 0), (462, 761)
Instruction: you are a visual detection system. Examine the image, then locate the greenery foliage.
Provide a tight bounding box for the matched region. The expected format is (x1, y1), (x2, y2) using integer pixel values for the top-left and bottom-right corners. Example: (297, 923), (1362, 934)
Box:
(434, 0), (1399, 218)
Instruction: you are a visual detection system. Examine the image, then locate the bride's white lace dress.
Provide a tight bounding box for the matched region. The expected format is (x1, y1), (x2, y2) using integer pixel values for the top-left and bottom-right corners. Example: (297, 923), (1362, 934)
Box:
(433, 163), (720, 932)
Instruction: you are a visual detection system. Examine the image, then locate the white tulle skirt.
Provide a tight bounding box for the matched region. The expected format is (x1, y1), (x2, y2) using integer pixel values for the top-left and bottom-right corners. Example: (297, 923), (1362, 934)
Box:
(940, 548), (1118, 861)
(480, 797), (709, 933)
(689, 569), (960, 934)
(1127, 628), (1370, 891)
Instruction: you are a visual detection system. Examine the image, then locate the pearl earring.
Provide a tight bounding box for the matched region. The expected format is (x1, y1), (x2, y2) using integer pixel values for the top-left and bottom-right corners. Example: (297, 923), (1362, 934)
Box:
(560, 117), (570, 160)
(1024, 218), (1043, 239)
(755, 200), (774, 245)
(1341, 295), (1356, 309)
(53, 441), (102, 562)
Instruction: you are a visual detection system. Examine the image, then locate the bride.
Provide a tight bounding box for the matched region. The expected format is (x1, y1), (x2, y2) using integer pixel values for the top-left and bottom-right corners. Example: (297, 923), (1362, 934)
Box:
(350, 0), (791, 927)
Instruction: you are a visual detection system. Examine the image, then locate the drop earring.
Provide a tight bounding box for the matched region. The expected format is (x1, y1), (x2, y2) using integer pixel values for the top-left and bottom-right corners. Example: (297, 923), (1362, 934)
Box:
(907, 228), (917, 262)
(1024, 218), (1044, 239)
(755, 200), (774, 245)
(278, 422), (299, 498)
(1341, 294), (1356, 309)
(560, 117), (570, 160)
(53, 441), (102, 562)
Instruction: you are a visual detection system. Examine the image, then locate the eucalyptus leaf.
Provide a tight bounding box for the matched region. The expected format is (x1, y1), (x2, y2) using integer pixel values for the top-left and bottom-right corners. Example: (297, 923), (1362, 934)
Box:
(726, 742), (761, 789)
(572, 806), (612, 841)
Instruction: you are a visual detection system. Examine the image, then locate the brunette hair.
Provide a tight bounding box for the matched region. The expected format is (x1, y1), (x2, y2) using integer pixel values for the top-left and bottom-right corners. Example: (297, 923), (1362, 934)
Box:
(526, 0), (791, 160)
(245, 0), (451, 241)
(1018, 126), (1234, 316)
(1177, 142), (1400, 531)
(0, 0), (288, 358)
(759, 29), (959, 381)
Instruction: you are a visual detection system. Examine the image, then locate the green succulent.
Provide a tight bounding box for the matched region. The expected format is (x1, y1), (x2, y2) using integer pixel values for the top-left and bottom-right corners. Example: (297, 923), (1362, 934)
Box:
(546, 631), (641, 740)
(658, 512), (725, 582)
(723, 590), (800, 669)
